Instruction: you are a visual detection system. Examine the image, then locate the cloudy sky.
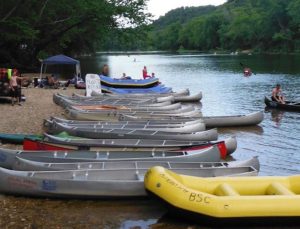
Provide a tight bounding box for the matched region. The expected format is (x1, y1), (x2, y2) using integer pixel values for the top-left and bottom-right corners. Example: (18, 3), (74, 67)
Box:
(147, 0), (227, 19)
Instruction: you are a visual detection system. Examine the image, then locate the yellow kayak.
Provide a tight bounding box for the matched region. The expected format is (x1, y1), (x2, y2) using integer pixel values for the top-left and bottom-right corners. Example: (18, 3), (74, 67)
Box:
(144, 166), (300, 226)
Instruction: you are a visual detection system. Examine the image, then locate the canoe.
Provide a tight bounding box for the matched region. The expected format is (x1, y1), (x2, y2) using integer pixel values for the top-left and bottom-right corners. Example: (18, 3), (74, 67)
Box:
(0, 133), (42, 144)
(144, 167), (300, 226)
(265, 96), (300, 112)
(0, 164), (257, 198)
(24, 135), (237, 156)
(91, 88), (190, 97)
(55, 96), (174, 108)
(99, 75), (160, 88)
(57, 92), (175, 104)
(42, 134), (235, 155)
(100, 84), (173, 94)
(173, 92), (202, 102)
(44, 120), (206, 134)
(118, 111), (264, 127)
(44, 124), (218, 141)
(53, 93), (173, 107)
(66, 106), (198, 116)
(70, 102), (182, 112)
(0, 145), (222, 169)
(91, 90), (201, 102)
(13, 156), (259, 172)
(77, 92), (176, 103)
(65, 108), (202, 121)
(203, 111), (264, 127)
(48, 116), (203, 126)
(70, 105), (195, 114)
(43, 131), (218, 147)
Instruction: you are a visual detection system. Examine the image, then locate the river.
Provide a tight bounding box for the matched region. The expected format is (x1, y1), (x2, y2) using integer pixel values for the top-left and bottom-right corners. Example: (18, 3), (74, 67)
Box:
(80, 53), (300, 177)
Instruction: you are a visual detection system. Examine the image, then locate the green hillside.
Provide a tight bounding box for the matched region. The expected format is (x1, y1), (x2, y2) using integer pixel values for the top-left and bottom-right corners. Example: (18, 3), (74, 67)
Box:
(146, 0), (300, 53)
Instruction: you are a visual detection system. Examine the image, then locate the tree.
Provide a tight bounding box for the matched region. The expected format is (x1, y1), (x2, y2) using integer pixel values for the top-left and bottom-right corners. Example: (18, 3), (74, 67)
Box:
(0, 0), (150, 69)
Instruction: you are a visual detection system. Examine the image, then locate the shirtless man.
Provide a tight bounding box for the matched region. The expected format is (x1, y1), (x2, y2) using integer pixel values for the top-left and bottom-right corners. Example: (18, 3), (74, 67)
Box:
(272, 84), (285, 104)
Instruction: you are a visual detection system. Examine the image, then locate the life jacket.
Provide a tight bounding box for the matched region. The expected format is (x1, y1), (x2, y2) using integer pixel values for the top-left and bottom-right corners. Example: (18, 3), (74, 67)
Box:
(7, 69), (12, 80)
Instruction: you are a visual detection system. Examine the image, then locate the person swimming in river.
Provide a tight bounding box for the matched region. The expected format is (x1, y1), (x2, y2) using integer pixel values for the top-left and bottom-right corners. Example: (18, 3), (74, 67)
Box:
(243, 67), (252, 77)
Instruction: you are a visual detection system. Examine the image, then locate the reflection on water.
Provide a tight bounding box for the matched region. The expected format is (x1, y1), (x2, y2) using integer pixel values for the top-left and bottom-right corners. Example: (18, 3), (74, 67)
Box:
(121, 219), (157, 229)
(218, 125), (264, 136)
(265, 108), (285, 127)
(152, 212), (300, 229)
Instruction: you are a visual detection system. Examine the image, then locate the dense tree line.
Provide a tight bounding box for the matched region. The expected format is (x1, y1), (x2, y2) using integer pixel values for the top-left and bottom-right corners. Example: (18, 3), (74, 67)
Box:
(145, 0), (300, 52)
(0, 0), (150, 69)
(2, 0), (300, 66)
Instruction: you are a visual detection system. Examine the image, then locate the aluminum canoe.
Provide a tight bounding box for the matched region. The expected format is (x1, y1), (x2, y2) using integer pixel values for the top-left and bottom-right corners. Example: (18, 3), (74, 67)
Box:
(43, 134), (233, 151)
(49, 116), (203, 125)
(13, 156), (259, 172)
(0, 145), (221, 169)
(203, 111), (264, 127)
(0, 165), (257, 198)
(44, 120), (206, 134)
(44, 126), (218, 141)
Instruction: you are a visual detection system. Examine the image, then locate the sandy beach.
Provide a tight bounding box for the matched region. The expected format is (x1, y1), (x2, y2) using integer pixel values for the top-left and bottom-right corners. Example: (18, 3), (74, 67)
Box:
(0, 87), (78, 149)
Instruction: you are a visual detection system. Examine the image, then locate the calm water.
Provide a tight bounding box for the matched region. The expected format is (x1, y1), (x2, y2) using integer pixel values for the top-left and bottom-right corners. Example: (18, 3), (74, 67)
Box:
(7, 54), (300, 228)
(80, 53), (300, 176)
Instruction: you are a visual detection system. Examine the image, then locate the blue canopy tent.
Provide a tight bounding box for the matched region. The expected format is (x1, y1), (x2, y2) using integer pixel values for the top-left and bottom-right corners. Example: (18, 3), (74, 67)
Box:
(39, 54), (81, 82)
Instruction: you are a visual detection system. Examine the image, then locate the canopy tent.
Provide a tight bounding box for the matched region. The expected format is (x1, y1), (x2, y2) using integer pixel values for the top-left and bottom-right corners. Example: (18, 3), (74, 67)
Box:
(39, 54), (81, 82)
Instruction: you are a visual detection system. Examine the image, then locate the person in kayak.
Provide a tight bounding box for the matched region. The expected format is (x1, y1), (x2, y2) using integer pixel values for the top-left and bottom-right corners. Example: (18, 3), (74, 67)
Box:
(272, 84), (285, 104)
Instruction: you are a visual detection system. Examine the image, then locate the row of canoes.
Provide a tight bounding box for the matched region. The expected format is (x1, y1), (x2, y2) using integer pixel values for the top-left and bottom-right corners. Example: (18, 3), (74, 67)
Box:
(0, 146), (259, 198)
(53, 93), (264, 127)
(0, 85), (271, 225)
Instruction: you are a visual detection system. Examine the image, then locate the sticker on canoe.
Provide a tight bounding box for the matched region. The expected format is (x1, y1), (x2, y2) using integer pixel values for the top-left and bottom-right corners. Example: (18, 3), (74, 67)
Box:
(42, 180), (57, 191)
(0, 152), (7, 162)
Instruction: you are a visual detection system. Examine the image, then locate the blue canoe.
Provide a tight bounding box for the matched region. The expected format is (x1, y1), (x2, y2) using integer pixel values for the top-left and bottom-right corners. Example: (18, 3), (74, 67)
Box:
(101, 84), (172, 94)
(99, 75), (159, 88)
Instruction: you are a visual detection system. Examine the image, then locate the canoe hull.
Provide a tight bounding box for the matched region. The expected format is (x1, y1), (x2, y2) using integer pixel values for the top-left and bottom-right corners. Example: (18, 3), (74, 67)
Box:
(13, 156), (259, 172)
(203, 111), (264, 127)
(99, 76), (159, 88)
(265, 97), (300, 112)
(0, 145), (222, 169)
(0, 165), (257, 198)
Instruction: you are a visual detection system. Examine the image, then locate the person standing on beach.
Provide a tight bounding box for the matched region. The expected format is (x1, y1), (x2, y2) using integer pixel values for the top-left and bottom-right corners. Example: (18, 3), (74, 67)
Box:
(9, 71), (22, 106)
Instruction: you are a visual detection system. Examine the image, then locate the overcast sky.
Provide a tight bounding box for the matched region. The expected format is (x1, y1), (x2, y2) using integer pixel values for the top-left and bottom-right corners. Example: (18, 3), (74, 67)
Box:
(147, 0), (227, 19)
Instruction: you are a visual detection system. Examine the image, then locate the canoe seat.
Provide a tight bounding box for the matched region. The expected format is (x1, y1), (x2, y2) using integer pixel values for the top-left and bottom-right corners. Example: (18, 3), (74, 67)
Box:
(214, 183), (240, 196)
(266, 182), (295, 195)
